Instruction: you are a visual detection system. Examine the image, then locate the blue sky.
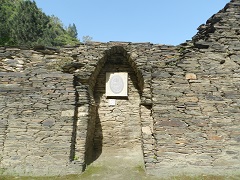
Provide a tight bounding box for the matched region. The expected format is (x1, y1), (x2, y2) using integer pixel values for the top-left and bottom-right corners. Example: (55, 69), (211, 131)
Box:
(34, 0), (230, 45)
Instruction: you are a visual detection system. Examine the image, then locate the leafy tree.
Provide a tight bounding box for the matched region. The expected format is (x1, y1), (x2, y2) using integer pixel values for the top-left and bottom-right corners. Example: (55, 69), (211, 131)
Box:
(10, 0), (49, 46)
(82, 35), (93, 43)
(45, 16), (79, 46)
(0, 0), (80, 47)
(67, 23), (78, 39)
(40, 15), (66, 46)
(0, 0), (18, 45)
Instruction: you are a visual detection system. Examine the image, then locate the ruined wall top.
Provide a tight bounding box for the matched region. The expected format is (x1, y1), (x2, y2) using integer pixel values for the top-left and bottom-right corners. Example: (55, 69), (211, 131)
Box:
(0, 0), (239, 78)
(193, 0), (240, 50)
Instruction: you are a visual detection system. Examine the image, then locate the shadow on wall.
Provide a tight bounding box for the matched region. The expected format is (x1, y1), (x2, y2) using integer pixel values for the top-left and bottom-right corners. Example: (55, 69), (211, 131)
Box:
(84, 105), (103, 166)
(70, 77), (79, 162)
(92, 112), (103, 161)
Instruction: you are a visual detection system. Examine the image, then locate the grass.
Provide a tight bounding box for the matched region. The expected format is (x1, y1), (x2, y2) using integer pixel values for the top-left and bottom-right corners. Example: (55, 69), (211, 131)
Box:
(1, 174), (240, 180)
(1, 166), (240, 180)
(77, 165), (107, 179)
(168, 175), (228, 180)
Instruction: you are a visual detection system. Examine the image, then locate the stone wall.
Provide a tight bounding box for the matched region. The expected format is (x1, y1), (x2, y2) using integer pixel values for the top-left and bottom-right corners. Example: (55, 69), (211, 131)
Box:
(0, 69), (83, 175)
(0, 0), (240, 177)
(149, 0), (240, 176)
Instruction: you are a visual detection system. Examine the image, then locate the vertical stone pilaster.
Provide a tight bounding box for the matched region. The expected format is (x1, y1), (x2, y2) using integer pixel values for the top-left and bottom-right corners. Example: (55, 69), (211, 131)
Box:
(72, 84), (90, 169)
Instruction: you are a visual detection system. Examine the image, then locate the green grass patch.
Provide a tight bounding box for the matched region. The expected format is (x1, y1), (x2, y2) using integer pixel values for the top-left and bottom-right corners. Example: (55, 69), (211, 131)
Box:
(165, 174), (240, 180)
(1, 171), (240, 180)
(79, 165), (107, 179)
(0, 168), (5, 175)
(133, 165), (145, 173)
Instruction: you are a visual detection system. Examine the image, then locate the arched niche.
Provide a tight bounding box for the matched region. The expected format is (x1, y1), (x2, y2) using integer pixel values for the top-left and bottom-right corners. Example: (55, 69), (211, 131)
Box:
(85, 46), (144, 166)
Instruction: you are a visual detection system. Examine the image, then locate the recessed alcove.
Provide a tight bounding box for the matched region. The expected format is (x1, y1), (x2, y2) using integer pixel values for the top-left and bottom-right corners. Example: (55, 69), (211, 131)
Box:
(85, 46), (144, 166)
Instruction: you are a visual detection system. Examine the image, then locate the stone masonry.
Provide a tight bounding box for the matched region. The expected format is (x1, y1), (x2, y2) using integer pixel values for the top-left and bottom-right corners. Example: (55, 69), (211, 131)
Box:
(0, 0), (239, 177)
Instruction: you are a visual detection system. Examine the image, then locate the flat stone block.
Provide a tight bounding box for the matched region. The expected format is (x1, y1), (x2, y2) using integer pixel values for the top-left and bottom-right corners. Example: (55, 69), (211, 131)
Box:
(61, 110), (75, 117)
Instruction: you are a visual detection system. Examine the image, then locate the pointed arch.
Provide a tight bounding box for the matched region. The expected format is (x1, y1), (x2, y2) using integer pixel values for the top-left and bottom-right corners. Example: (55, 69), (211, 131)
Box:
(89, 46), (144, 94)
(84, 46), (145, 165)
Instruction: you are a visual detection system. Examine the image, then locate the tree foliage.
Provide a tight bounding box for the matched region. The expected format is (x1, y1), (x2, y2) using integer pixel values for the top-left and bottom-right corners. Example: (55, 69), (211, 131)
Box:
(82, 35), (93, 43)
(11, 0), (49, 46)
(0, 0), (17, 45)
(67, 23), (78, 39)
(0, 0), (80, 47)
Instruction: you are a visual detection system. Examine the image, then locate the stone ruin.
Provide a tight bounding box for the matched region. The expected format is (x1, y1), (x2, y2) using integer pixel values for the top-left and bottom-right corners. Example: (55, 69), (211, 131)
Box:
(0, 0), (239, 177)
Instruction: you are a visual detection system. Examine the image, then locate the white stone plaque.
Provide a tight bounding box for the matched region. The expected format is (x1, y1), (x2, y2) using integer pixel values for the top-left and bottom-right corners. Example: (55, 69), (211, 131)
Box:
(106, 72), (128, 97)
